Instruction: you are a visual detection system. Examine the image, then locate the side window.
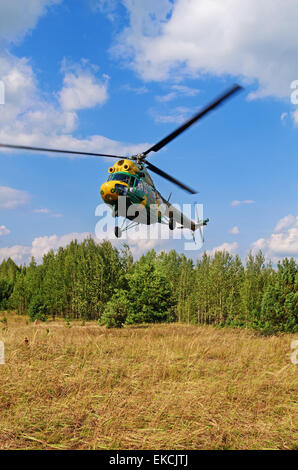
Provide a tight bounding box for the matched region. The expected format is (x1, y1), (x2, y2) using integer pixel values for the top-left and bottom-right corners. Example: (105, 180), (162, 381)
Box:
(136, 179), (143, 191)
(130, 176), (136, 187)
(148, 189), (154, 205)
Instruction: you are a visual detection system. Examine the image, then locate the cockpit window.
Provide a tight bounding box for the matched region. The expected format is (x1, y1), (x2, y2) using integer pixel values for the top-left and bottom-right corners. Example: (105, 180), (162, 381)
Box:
(108, 173), (130, 184)
(107, 173), (141, 188)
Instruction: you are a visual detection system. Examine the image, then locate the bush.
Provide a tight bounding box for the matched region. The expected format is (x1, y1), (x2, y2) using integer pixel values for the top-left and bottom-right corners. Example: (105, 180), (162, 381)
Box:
(125, 262), (174, 325)
(28, 293), (48, 322)
(101, 290), (132, 328)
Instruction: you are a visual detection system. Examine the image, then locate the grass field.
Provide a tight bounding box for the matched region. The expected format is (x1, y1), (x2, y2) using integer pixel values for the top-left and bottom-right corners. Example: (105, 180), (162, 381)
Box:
(0, 313), (297, 450)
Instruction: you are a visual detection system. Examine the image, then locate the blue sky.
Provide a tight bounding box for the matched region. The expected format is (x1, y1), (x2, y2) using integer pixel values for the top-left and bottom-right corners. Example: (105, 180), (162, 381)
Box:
(0, 0), (297, 263)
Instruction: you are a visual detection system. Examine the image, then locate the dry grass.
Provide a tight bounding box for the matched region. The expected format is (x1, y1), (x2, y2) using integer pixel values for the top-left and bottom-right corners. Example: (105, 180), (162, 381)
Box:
(0, 313), (297, 450)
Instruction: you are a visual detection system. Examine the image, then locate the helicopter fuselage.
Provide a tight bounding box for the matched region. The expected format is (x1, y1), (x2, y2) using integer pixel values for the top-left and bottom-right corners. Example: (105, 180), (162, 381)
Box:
(99, 159), (203, 232)
(100, 159), (163, 224)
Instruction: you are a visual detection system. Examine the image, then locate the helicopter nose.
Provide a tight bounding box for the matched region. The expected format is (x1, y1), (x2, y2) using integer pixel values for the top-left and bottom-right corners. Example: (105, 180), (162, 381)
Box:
(100, 181), (118, 203)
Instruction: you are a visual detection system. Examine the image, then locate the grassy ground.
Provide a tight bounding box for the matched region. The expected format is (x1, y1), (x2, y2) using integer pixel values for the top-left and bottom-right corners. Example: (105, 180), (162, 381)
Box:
(0, 313), (297, 450)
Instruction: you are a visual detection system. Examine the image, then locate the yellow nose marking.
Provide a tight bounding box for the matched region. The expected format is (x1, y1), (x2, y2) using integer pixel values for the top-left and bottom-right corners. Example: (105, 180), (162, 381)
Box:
(100, 181), (118, 202)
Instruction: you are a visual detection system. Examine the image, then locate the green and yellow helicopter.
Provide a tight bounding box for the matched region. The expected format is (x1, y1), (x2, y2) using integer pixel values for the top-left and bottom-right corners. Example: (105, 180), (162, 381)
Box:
(0, 84), (242, 239)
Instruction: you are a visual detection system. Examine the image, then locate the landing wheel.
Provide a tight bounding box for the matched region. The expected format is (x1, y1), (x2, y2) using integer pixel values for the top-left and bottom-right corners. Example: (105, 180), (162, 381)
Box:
(169, 218), (176, 230)
(114, 226), (122, 238)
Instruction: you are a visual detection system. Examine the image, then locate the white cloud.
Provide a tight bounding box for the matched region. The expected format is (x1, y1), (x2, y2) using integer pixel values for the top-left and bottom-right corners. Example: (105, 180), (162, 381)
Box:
(274, 214), (295, 233)
(0, 186), (29, 209)
(229, 226), (240, 235)
(280, 112), (288, 121)
(0, 51), (78, 138)
(0, 232), (91, 264)
(122, 84), (149, 94)
(0, 0), (61, 43)
(31, 232), (91, 260)
(113, 0), (298, 98)
(33, 208), (51, 214)
(126, 237), (166, 258)
(156, 84), (200, 102)
(0, 53), (38, 126)
(0, 6), (149, 159)
(150, 106), (192, 124)
(33, 208), (62, 217)
(90, 0), (118, 21)
(58, 68), (109, 111)
(0, 53), (149, 156)
(0, 227), (168, 264)
(0, 225), (10, 236)
(252, 215), (298, 261)
(171, 85), (200, 97)
(156, 92), (177, 103)
(206, 241), (238, 257)
(231, 200), (255, 206)
(0, 245), (31, 263)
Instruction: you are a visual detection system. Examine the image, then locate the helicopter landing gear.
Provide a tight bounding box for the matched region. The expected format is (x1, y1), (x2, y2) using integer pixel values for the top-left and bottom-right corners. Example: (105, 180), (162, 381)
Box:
(114, 218), (140, 238)
(169, 218), (176, 230)
(169, 213), (176, 231)
(114, 226), (122, 238)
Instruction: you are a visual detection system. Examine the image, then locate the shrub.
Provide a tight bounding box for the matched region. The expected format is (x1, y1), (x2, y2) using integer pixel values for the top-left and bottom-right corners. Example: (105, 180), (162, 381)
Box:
(28, 293), (48, 322)
(101, 290), (132, 328)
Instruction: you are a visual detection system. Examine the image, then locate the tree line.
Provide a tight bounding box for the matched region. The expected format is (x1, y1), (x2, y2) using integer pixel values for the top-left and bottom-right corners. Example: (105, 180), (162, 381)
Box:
(0, 238), (297, 334)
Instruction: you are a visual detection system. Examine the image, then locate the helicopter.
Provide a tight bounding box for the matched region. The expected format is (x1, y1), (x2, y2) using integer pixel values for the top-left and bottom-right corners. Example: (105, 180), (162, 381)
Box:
(0, 84), (243, 240)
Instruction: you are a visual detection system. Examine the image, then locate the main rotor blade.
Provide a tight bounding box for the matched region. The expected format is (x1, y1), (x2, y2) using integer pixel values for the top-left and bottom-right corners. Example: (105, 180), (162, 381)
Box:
(146, 161), (197, 194)
(143, 84), (243, 156)
(0, 143), (124, 159)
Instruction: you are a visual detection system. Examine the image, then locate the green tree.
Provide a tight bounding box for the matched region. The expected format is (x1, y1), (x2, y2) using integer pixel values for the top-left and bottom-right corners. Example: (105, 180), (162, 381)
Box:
(0, 258), (19, 283)
(125, 261), (174, 324)
(1, 238), (296, 335)
(241, 251), (273, 328)
(9, 270), (27, 314)
(194, 252), (212, 324)
(261, 258), (297, 333)
(177, 258), (194, 323)
(101, 289), (132, 328)
(0, 278), (13, 309)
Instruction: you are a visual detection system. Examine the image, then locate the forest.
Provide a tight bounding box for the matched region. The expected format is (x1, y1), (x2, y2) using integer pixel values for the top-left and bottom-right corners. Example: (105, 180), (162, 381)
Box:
(0, 238), (297, 334)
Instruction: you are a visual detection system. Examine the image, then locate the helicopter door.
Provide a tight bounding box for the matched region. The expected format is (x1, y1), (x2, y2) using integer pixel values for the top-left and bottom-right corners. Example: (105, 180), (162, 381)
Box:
(129, 176), (136, 189)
